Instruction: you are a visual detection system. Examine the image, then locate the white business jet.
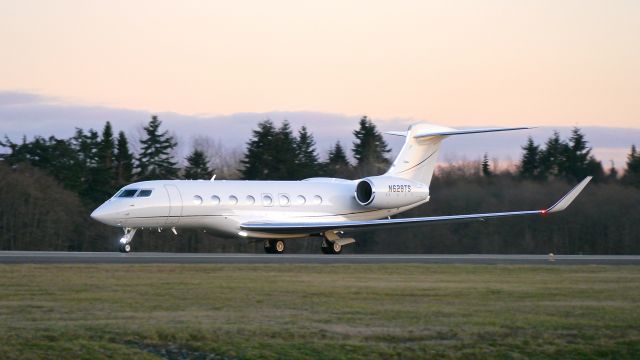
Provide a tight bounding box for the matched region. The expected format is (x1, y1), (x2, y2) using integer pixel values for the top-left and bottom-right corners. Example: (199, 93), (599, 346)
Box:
(91, 123), (592, 254)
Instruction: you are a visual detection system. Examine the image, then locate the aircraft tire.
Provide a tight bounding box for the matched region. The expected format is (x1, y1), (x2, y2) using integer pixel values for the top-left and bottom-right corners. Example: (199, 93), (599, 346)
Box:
(119, 243), (131, 253)
(321, 240), (342, 255)
(273, 240), (285, 254)
(320, 241), (331, 255)
(330, 242), (342, 255)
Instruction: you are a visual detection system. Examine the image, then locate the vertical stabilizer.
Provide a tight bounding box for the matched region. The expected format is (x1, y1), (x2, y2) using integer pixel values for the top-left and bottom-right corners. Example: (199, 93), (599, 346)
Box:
(384, 123), (453, 187)
(385, 123), (531, 186)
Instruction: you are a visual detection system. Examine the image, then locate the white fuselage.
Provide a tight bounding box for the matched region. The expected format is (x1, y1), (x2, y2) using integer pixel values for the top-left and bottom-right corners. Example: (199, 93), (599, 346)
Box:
(91, 177), (430, 239)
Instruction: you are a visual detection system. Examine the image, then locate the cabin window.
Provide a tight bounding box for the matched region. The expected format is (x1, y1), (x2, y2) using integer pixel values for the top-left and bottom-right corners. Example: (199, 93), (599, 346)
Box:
(137, 190), (152, 197)
(246, 195), (256, 205)
(295, 195), (306, 205)
(313, 195), (323, 205)
(193, 195), (203, 205)
(211, 195), (221, 205)
(262, 194), (273, 206)
(279, 194), (290, 206)
(229, 195), (238, 205)
(118, 189), (138, 198)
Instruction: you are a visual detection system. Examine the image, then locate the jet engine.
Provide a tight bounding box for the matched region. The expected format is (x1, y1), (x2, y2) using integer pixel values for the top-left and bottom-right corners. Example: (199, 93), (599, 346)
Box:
(354, 176), (429, 209)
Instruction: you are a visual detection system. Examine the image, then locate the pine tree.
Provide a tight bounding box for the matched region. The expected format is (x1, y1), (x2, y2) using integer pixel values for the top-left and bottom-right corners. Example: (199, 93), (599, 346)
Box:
(481, 153), (492, 177)
(325, 141), (352, 178)
(519, 136), (542, 180)
(295, 126), (320, 179)
(184, 148), (212, 180)
(622, 144), (640, 188)
(540, 131), (567, 178)
(90, 122), (117, 202)
(136, 115), (179, 180)
(564, 127), (595, 181)
(114, 131), (134, 185)
(606, 161), (619, 182)
(352, 116), (390, 177)
(271, 120), (299, 180)
(240, 120), (277, 180)
(114, 131), (134, 187)
(74, 129), (105, 204)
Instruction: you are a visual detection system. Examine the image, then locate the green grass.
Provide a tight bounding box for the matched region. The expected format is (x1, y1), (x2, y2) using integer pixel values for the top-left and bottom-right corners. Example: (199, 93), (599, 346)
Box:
(1, 264), (639, 359)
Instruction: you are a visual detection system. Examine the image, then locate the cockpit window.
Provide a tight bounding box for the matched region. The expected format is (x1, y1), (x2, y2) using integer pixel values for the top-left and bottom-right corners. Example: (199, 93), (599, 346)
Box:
(118, 189), (138, 198)
(137, 190), (153, 197)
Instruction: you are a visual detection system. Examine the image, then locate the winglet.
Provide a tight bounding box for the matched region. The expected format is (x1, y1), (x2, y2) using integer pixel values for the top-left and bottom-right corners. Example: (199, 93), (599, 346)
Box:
(546, 177), (592, 213)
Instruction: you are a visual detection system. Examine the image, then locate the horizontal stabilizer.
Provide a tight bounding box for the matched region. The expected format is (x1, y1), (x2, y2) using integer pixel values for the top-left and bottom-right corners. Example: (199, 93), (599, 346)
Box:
(240, 177), (592, 234)
(384, 131), (409, 137)
(413, 126), (533, 139)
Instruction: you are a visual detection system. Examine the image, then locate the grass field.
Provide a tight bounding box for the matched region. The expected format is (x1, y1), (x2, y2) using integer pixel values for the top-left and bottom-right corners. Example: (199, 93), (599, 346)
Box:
(1, 264), (639, 359)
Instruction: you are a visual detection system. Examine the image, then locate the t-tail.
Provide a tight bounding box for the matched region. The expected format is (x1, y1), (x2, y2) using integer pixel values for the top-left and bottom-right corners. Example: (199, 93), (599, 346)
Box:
(384, 123), (532, 187)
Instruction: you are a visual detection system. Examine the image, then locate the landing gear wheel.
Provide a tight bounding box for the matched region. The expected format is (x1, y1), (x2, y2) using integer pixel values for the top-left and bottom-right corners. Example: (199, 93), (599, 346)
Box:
(321, 240), (342, 255)
(119, 243), (131, 253)
(264, 240), (286, 254)
(273, 240), (285, 254)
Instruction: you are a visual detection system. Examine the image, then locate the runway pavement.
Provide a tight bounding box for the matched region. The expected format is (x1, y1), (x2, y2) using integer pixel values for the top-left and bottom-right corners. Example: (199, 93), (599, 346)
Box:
(1, 251), (639, 264)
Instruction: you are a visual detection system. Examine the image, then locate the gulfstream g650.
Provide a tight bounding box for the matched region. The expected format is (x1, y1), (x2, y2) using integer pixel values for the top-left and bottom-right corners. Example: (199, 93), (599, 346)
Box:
(91, 123), (591, 254)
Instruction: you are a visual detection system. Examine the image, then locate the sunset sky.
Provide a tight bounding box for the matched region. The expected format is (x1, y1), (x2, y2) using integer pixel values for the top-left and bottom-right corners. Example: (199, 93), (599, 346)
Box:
(1, 0), (639, 128)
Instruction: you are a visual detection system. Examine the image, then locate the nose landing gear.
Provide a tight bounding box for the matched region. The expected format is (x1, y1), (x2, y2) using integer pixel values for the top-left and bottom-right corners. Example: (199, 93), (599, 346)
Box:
(118, 228), (137, 253)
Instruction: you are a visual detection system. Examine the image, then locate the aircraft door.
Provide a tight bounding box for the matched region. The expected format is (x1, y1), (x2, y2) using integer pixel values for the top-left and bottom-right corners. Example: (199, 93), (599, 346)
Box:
(164, 185), (183, 226)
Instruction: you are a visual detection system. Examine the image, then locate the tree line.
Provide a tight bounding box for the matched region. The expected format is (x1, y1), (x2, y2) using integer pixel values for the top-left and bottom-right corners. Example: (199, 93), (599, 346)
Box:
(1, 115), (639, 253)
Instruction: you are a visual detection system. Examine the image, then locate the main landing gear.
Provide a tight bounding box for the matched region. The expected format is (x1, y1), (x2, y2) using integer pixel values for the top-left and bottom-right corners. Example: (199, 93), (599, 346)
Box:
(118, 228), (137, 253)
(321, 231), (356, 255)
(262, 232), (356, 255)
(321, 239), (343, 254)
(264, 239), (286, 254)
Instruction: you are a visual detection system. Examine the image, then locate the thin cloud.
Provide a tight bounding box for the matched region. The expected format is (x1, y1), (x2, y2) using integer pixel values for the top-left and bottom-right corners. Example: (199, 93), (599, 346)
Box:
(0, 91), (637, 169)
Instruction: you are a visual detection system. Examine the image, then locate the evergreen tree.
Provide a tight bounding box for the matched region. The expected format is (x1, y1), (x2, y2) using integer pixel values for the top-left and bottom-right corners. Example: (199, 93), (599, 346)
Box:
(114, 131), (134, 187)
(564, 127), (597, 181)
(184, 148), (212, 180)
(352, 116), (390, 177)
(622, 144), (640, 188)
(606, 161), (618, 182)
(3, 134), (83, 193)
(240, 120), (277, 180)
(584, 156), (605, 182)
(271, 120), (299, 180)
(539, 131), (567, 178)
(325, 141), (352, 178)
(518, 136), (544, 180)
(136, 115), (179, 180)
(295, 126), (320, 179)
(89, 122), (117, 203)
(519, 136), (542, 180)
(98, 122), (115, 172)
(66, 128), (110, 205)
(481, 153), (492, 177)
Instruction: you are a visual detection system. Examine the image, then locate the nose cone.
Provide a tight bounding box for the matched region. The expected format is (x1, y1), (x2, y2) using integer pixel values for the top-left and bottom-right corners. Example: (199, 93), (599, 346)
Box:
(91, 204), (116, 225)
(90, 206), (106, 223)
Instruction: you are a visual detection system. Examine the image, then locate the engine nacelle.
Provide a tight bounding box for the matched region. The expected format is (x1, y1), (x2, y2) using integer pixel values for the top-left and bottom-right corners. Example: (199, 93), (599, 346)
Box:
(354, 176), (429, 209)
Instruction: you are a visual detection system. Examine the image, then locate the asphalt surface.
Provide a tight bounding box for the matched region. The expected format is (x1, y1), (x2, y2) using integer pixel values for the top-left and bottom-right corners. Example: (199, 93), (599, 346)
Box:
(1, 251), (639, 265)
